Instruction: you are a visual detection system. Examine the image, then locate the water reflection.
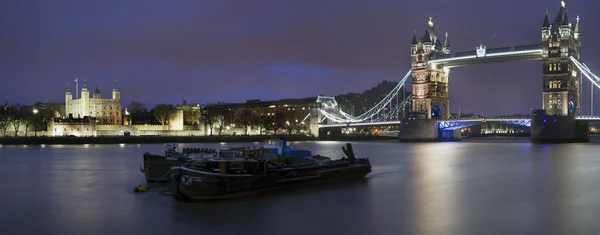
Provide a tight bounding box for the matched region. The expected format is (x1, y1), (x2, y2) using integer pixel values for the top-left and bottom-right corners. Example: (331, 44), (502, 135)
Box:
(1, 141), (600, 234)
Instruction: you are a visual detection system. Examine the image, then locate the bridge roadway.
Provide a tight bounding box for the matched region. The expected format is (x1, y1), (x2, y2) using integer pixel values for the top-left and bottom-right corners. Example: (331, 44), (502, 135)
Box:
(319, 116), (600, 130)
(428, 44), (543, 68)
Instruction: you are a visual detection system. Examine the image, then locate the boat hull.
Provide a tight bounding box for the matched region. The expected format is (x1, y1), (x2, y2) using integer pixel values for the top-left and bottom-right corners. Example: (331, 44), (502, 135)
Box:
(141, 153), (190, 183)
(171, 160), (371, 201)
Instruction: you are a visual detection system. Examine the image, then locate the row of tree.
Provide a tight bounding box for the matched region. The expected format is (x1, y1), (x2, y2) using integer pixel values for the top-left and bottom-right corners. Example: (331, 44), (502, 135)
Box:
(201, 106), (309, 136)
(126, 101), (310, 136)
(0, 102), (62, 137)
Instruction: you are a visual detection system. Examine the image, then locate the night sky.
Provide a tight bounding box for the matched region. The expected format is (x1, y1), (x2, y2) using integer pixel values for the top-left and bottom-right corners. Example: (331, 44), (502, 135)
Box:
(1, 0), (599, 116)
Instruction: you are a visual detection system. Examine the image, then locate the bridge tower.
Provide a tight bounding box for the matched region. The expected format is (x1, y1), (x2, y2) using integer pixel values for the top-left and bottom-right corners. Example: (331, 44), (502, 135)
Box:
(411, 18), (451, 119)
(541, 1), (582, 116)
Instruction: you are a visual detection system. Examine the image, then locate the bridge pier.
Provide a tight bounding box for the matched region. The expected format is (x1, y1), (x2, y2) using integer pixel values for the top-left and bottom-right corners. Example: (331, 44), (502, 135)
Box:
(530, 110), (589, 143)
(398, 119), (461, 142)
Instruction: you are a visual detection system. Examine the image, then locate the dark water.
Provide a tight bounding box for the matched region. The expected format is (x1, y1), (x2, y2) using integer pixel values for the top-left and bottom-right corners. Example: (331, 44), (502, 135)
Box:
(1, 139), (600, 235)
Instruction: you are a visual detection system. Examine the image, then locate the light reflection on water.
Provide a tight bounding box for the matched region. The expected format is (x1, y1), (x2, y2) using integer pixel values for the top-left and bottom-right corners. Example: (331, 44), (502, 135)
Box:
(0, 140), (599, 234)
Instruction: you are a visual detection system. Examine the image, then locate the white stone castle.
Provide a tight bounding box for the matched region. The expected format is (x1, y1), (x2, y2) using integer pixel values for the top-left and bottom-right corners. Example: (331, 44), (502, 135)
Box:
(65, 79), (122, 124)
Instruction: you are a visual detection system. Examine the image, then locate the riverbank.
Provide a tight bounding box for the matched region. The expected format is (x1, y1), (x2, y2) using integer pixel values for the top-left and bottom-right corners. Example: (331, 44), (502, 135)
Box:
(0, 135), (399, 145)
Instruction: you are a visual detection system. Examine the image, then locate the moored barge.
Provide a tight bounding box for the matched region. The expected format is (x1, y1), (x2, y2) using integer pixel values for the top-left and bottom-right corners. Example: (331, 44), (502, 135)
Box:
(170, 143), (371, 201)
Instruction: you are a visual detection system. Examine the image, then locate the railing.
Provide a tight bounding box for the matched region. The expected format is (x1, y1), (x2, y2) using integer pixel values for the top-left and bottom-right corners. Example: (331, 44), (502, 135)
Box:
(514, 44), (542, 51)
(454, 50), (476, 57)
(444, 116), (532, 121)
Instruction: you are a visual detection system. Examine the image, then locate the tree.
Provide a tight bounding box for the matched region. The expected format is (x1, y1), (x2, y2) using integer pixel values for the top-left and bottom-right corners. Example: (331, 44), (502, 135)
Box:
(200, 106), (218, 135)
(18, 107), (34, 137)
(0, 115), (8, 137)
(151, 104), (176, 126)
(214, 108), (233, 135)
(183, 108), (201, 128)
(127, 101), (148, 125)
(235, 108), (254, 135)
(254, 110), (273, 135)
(272, 110), (287, 134)
(9, 103), (22, 137)
(127, 101), (147, 114)
(44, 102), (62, 118)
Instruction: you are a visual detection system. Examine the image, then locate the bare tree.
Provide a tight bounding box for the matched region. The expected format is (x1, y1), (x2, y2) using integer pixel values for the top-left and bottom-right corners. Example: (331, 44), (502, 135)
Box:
(9, 103), (22, 137)
(151, 104), (176, 126)
(201, 107), (217, 135)
(127, 101), (147, 114)
(0, 115), (8, 137)
(214, 108), (233, 135)
(235, 108), (253, 135)
(184, 108), (201, 128)
(272, 110), (286, 135)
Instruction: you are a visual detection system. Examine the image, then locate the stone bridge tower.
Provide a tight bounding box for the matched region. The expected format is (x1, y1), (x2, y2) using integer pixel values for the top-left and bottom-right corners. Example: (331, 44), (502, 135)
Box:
(541, 1), (582, 116)
(411, 18), (451, 119)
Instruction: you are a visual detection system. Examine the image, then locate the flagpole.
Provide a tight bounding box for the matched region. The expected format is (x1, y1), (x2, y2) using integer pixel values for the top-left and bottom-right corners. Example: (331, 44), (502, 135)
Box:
(75, 78), (79, 99)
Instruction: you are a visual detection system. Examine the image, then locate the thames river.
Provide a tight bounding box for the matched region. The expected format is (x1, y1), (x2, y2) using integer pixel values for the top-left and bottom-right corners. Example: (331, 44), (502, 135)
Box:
(1, 138), (600, 235)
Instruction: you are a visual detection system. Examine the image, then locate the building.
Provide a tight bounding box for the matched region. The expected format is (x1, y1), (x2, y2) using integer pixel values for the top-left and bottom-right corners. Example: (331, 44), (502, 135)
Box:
(541, 2), (582, 116)
(410, 17), (451, 119)
(48, 116), (97, 137)
(65, 79), (122, 125)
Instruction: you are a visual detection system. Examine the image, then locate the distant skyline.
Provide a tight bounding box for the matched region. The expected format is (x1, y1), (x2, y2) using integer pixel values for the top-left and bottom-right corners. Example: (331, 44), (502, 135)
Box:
(2, 0), (600, 116)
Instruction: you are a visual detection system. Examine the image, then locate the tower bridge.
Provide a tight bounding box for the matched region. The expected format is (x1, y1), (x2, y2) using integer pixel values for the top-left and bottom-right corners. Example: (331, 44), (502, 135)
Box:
(310, 1), (600, 143)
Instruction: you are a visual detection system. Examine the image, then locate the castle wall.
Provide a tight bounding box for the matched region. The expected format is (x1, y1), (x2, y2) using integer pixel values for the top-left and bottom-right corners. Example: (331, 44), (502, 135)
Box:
(168, 110), (184, 131)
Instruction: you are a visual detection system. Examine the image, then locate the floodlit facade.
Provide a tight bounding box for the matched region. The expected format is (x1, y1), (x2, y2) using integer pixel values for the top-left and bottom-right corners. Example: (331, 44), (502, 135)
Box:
(65, 79), (122, 124)
(411, 17), (451, 119)
(541, 1), (582, 116)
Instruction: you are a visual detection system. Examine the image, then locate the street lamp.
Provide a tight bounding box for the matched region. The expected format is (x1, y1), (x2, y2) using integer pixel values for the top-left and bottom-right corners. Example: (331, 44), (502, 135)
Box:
(33, 109), (39, 137)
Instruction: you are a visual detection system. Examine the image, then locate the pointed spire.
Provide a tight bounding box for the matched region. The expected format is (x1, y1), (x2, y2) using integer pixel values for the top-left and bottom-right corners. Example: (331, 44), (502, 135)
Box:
(434, 39), (443, 51)
(67, 82), (71, 92)
(443, 32), (450, 48)
(542, 9), (550, 28)
(422, 28), (431, 43)
(554, 2), (566, 24)
(562, 11), (569, 26)
(83, 78), (87, 88)
(574, 15), (581, 39)
(94, 82), (100, 94)
(428, 17), (433, 27)
(113, 79), (118, 90)
(411, 30), (418, 45)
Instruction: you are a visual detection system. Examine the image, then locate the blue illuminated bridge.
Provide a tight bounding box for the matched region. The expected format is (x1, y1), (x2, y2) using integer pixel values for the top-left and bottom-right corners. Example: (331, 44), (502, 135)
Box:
(318, 116), (600, 131)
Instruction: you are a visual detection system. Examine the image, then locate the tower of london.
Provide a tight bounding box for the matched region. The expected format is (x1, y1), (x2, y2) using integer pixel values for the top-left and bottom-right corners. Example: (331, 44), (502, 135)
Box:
(65, 79), (122, 125)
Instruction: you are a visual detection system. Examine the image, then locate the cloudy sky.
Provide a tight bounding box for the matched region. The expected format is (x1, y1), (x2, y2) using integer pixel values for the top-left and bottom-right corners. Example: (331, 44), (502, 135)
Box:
(1, 0), (599, 116)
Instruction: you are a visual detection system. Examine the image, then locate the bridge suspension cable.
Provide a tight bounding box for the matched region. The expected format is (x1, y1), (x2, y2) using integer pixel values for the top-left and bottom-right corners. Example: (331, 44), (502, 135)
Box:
(570, 56), (600, 89)
(319, 69), (413, 123)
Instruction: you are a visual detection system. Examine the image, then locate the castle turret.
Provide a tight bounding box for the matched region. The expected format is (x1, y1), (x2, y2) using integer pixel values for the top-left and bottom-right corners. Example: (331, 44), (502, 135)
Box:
(112, 79), (120, 100)
(65, 82), (72, 117)
(442, 32), (451, 54)
(93, 83), (101, 99)
(542, 10), (551, 43)
(80, 79), (89, 118)
(411, 30), (418, 55)
(574, 15), (581, 40)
